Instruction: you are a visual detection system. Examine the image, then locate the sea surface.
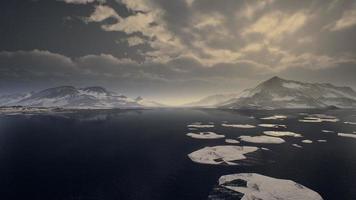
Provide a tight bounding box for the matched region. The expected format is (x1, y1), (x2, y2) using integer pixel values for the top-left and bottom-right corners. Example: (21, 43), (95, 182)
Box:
(0, 108), (356, 200)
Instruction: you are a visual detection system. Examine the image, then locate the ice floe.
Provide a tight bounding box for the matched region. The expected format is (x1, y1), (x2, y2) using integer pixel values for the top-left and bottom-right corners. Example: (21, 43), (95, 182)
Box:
(338, 133), (356, 139)
(261, 115), (287, 120)
(225, 139), (240, 144)
(302, 139), (313, 144)
(221, 123), (256, 128)
(299, 114), (339, 123)
(317, 139), (327, 143)
(239, 135), (285, 144)
(263, 131), (302, 137)
(209, 173), (323, 200)
(188, 145), (259, 165)
(321, 130), (334, 133)
(186, 132), (225, 139)
(258, 124), (287, 128)
(344, 121), (356, 125)
(187, 123), (214, 128)
(292, 144), (303, 148)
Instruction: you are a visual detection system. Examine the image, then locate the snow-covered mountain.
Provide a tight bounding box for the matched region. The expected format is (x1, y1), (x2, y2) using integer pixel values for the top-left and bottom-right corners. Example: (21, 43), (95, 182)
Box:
(0, 86), (162, 108)
(189, 76), (356, 109)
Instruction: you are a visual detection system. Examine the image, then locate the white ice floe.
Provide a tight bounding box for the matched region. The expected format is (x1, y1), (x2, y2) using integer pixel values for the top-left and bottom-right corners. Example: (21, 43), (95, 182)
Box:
(221, 123), (256, 128)
(292, 144), (303, 148)
(261, 147), (270, 151)
(299, 114), (339, 123)
(302, 139), (313, 144)
(261, 115), (287, 120)
(239, 135), (285, 144)
(263, 131), (302, 137)
(225, 139), (240, 144)
(215, 173), (323, 200)
(344, 121), (356, 125)
(338, 133), (356, 139)
(321, 130), (334, 133)
(258, 124), (287, 128)
(186, 132), (225, 139)
(187, 123), (214, 128)
(299, 118), (339, 123)
(317, 139), (327, 143)
(188, 145), (259, 165)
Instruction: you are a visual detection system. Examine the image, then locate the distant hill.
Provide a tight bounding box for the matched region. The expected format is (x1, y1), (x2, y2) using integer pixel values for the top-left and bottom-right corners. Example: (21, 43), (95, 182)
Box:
(0, 86), (163, 108)
(187, 76), (356, 109)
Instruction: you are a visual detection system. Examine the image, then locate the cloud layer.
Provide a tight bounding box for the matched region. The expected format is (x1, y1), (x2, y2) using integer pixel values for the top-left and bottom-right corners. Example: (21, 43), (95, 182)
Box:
(1, 0), (356, 104)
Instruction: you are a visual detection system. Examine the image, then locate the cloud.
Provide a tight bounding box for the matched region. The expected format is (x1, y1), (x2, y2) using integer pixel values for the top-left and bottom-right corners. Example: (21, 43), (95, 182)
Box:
(61, 0), (104, 4)
(0, 50), (268, 95)
(86, 5), (121, 22)
(242, 11), (307, 40)
(328, 9), (356, 31)
(126, 36), (146, 47)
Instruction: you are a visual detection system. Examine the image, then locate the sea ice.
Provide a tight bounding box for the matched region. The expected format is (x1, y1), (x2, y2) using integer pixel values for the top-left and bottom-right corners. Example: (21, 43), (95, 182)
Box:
(225, 139), (240, 144)
(338, 133), (356, 139)
(258, 124), (287, 128)
(187, 123), (214, 128)
(209, 173), (323, 200)
(188, 145), (259, 165)
(186, 132), (225, 139)
(321, 130), (334, 133)
(292, 144), (302, 148)
(261, 115), (287, 120)
(317, 139), (327, 142)
(222, 123), (256, 128)
(239, 135), (285, 144)
(302, 139), (313, 144)
(263, 131), (302, 137)
(299, 114), (339, 123)
(344, 121), (356, 125)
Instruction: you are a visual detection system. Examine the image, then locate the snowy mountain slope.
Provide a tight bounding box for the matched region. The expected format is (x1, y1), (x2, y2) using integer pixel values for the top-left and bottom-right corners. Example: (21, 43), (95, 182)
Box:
(189, 76), (356, 109)
(0, 86), (161, 108)
(184, 93), (240, 107)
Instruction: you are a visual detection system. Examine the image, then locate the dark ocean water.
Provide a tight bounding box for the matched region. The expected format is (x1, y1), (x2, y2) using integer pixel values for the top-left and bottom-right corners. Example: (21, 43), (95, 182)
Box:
(0, 108), (355, 200)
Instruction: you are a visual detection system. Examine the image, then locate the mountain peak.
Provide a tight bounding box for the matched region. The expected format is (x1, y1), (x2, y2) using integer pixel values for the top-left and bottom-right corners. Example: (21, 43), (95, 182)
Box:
(81, 86), (109, 94)
(267, 76), (284, 82)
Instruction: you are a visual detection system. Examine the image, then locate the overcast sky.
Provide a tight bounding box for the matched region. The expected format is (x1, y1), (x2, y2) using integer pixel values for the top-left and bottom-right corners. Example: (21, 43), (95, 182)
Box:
(1, 0), (356, 105)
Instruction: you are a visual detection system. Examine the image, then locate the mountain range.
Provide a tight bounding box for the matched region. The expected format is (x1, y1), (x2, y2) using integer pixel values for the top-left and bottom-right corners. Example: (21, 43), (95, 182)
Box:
(1, 77), (356, 109)
(187, 76), (356, 109)
(0, 86), (163, 108)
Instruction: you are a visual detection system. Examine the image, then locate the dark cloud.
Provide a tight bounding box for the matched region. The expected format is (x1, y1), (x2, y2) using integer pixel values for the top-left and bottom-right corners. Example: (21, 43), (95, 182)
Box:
(0, 0), (356, 104)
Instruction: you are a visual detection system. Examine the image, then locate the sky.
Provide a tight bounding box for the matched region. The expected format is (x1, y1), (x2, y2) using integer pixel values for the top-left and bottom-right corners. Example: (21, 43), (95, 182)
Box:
(0, 0), (356, 105)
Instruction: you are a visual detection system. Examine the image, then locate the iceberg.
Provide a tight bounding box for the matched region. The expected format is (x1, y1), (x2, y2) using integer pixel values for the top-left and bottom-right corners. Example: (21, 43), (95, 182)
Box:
(258, 124), (287, 128)
(338, 133), (356, 139)
(239, 135), (285, 144)
(292, 144), (303, 148)
(187, 123), (214, 128)
(188, 145), (259, 165)
(344, 121), (356, 125)
(263, 131), (302, 137)
(186, 132), (225, 139)
(299, 114), (339, 123)
(302, 139), (313, 144)
(209, 173), (323, 200)
(222, 123), (256, 128)
(261, 115), (287, 120)
(225, 139), (240, 144)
